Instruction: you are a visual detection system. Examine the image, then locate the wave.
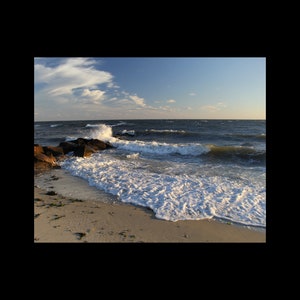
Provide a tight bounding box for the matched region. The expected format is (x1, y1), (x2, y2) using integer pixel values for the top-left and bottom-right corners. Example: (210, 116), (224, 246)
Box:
(113, 140), (210, 156)
(110, 121), (130, 127)
(117, 129), (135, 136)
(50, 124), (62, 128)
(83, 124), (265, 162)
(60, 154), (266, 226)
(145, 129), (186, 134)
(206, 145), (266, 163)
(225, 133), (266, 140)
(85, 123), (103, 128)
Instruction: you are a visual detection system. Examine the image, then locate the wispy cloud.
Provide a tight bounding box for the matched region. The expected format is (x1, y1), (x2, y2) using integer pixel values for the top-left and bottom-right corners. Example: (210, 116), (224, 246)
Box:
(188, 92), (196, 96)
(34, 58), (155, 119)
(167, 99), (176, 103)
(35, 57), (114, 98)
(129, 94), (146, 107)
(34, 58), (189, 120)
(200, 102), (227, 112)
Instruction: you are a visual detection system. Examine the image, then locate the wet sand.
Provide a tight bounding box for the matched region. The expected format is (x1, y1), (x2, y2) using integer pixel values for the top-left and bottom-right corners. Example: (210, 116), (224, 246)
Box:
(34, 169), (266, 243)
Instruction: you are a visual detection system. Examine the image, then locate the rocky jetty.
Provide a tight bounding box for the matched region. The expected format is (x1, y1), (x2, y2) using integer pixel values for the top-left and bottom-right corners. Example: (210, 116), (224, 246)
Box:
(34, 138), (112, 172)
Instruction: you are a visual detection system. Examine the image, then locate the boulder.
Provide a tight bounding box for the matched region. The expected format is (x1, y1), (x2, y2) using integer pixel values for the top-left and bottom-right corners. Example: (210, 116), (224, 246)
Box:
(34, 152), (59, 172)
(35, 138), (113, 173)
(43, 146), (64, 157)
(59, 141), (79, 154)
(86, 139), (109, 150)
(74, 145), (96, 157)
(34, 153), (57, 166)
(34, 144), (44, 156)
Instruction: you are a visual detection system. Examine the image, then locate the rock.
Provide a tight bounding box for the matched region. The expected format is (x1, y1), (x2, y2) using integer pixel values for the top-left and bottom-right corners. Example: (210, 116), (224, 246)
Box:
(74, 232), (86, 240)
(43, 146), (64, 157)
(46, 191), (57, 196)
(73, 138), (88, 146)
(86, 139), (109, 150)
(35, 153), (56, 165)
(35, 138), (113, 172)
(58, 141), (79, 154)
(34, 144), (44, 156)
(74, 145), (96, 157)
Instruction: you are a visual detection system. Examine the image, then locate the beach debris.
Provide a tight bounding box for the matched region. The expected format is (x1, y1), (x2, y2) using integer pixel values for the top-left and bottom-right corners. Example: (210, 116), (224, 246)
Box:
(74, 232), (86, 240)
(49, 202), (65, 207)
(34, 213), (40, 219)
(51, 214), (65, 221)
(46, 191), (57, 196)
(68, 198), (84, 203)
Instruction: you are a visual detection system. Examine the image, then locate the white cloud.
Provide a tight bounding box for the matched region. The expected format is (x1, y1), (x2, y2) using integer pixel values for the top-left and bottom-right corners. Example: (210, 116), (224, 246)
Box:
(35, 58), (172, 120)
(35, 58), (113, 97)
(189, 92), (196, 96)
(167, 99), (176, 103)
(129, 94), (146, 107)
(82, 89), (106, 103)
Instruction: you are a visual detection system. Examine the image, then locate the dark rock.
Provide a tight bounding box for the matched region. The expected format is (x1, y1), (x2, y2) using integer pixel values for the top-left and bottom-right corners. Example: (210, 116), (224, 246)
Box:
(58, 141), (79, 154)
(43, 146), (64, 157)
(87, 139), (109, 150)
(46, 191), (57, 196)
(35, 138), (113, 173)
(74, 145), (96, 157)
(73, 138), (88, 146)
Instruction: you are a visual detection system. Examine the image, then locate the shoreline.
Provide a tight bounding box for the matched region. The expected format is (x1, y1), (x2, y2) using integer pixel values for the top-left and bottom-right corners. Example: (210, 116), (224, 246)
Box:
(34, 169), (266, 243)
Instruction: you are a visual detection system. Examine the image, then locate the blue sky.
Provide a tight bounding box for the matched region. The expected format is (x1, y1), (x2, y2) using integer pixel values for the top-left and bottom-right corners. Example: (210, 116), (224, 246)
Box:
(34, 57), (265, 121)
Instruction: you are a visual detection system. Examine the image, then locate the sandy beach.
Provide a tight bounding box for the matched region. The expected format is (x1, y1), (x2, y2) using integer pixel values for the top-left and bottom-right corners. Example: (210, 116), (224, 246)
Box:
(34, 169), (265, 243)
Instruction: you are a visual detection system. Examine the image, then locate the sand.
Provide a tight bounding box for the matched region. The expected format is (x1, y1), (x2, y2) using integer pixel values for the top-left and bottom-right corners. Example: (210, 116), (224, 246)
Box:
(34, 169), (266, 243)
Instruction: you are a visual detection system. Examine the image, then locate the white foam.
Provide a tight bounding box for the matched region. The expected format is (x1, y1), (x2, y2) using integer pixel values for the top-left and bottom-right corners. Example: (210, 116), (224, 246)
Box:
(60, 152), (266, 227)
(120, 129), (135, 136)
(85, 124), (101, 127)
(88, 124), (115, 142)
(111, 121), (128, 127)
(86, 124), (209, 156)
(126, 153), (140, 159)
(65, 136), (79, 141)
(146, 129), (186, 133)
(112, 139), (210, 156)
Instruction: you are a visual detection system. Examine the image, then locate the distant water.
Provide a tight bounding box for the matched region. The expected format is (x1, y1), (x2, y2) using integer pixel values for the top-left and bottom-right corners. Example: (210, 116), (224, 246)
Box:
(34, 119), (266, 228)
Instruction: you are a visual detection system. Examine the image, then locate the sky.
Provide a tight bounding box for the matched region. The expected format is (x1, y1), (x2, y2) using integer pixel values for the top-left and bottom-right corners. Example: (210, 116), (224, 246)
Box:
(34, 57), (265, 121)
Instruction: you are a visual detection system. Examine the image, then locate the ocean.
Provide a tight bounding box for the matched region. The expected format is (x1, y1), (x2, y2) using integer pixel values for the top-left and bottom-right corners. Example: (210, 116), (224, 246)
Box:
(34, 119), (266, 229)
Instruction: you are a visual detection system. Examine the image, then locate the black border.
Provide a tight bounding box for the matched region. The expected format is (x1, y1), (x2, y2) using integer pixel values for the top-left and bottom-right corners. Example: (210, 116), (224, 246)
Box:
(30, 41), (274, 268)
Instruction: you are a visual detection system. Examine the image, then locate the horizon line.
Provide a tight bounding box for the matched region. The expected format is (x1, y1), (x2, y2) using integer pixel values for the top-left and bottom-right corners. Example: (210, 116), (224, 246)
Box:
(34, 118), (266, 122)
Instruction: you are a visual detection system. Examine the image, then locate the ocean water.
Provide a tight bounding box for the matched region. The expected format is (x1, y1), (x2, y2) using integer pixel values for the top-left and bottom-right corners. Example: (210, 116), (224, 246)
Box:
(34, 119), (266, 229)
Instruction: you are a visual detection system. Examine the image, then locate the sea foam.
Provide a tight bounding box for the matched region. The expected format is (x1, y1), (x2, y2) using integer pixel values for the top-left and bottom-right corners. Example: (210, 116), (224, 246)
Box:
(60, 152), (266, 227)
